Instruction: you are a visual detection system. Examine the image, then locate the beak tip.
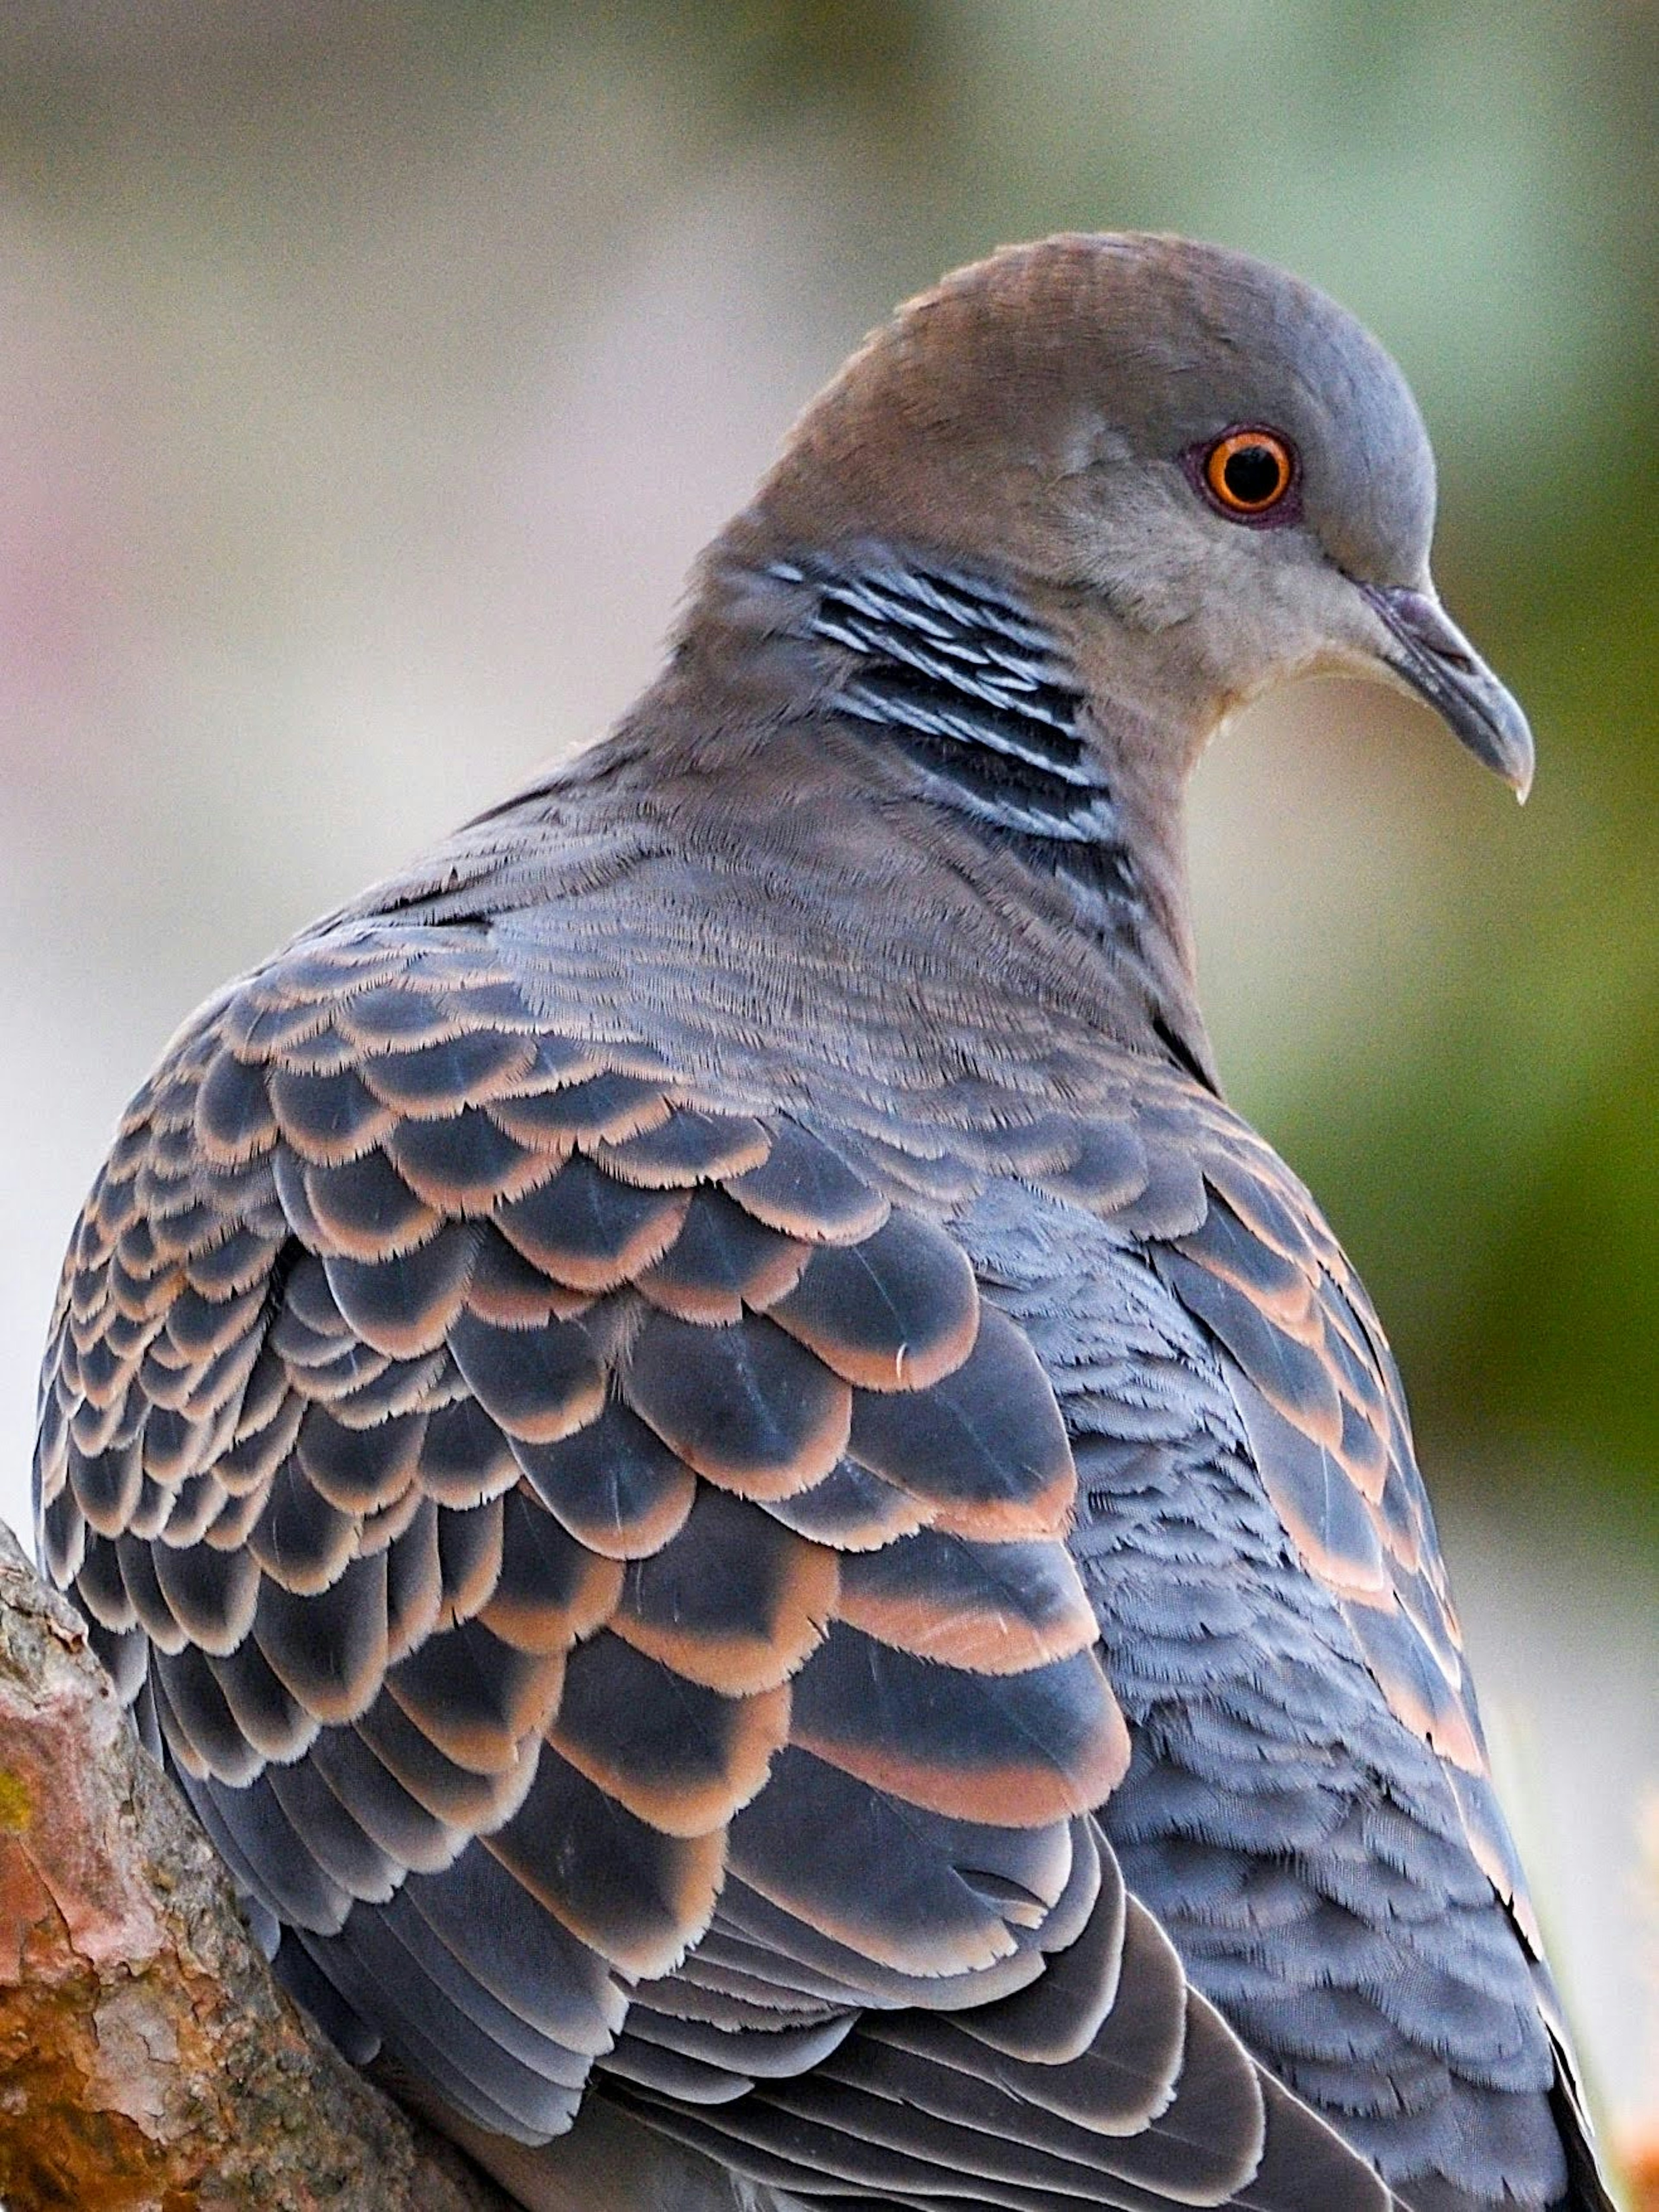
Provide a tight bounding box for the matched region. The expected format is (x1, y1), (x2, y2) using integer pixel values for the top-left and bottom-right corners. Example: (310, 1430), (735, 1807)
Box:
(1498, 715), (1536, 805)
(1496, 718), (1536, 804)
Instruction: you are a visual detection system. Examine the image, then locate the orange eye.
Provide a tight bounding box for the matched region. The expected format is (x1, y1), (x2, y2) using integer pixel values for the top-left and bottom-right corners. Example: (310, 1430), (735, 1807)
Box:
(1202, 428), (1297, 517)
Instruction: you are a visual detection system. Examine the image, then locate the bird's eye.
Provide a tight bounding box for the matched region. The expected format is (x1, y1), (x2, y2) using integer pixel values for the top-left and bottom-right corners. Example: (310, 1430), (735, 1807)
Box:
(1201, 428), (1297, 519)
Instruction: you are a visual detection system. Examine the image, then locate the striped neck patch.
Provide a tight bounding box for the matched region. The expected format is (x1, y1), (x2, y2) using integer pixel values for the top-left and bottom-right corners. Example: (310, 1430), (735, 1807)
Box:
(770, 556), (1141, 913)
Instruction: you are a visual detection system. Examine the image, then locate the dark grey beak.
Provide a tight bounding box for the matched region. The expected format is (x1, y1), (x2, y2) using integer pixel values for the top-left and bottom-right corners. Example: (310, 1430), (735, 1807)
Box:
(1362, 585), (1535, 801)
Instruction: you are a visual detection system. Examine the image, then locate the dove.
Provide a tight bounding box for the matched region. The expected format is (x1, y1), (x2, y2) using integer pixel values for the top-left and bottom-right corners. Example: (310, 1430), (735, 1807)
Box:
(36, 234), (1609, 2212)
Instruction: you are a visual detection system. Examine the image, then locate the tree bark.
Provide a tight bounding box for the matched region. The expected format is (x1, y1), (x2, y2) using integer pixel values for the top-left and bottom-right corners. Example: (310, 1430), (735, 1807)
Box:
(0, 1519), (512, 2212)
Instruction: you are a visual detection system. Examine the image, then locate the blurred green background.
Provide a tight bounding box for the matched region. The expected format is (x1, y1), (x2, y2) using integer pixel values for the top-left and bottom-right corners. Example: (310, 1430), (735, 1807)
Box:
(0, 0), (1652, 2167)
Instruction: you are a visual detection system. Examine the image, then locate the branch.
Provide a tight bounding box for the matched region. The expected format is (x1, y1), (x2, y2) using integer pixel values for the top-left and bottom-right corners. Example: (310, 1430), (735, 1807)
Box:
(0, 1519), (513, 2212)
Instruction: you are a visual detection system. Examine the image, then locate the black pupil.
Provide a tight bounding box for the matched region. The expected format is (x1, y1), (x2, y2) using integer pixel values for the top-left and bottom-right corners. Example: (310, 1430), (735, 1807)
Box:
(1223, 443), (1284, 505)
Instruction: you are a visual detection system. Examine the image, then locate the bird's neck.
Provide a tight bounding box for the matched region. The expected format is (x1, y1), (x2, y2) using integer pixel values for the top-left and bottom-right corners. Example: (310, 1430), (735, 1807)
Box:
(659, 541), (1216, 1089)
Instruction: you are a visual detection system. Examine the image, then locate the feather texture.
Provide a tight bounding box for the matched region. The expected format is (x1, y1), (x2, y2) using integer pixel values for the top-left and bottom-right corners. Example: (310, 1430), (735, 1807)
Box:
(34, 227), (1606, 2212)
(35, 916), (1590, 2212)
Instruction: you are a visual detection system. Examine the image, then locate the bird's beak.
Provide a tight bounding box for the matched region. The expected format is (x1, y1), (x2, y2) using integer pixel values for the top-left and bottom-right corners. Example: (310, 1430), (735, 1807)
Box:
(1360, 584), (1535, 801)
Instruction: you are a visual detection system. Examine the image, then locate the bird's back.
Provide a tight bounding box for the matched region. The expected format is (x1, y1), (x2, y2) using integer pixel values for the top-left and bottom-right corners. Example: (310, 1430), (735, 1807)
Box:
(36, 746), (1600, 2212)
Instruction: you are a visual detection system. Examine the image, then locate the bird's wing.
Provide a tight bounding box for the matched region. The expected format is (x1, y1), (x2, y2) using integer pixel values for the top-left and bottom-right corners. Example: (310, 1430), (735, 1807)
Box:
(1147, 1079), (1535, 1937)
(777, 1054), (1599, 2212)
(36, 919), (1396, 2212)
(975, 1062), (1599, 2212)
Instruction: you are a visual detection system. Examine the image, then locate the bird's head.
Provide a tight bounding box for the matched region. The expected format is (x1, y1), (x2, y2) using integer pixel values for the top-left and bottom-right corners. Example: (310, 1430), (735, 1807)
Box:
(737, 232), (1532, 798)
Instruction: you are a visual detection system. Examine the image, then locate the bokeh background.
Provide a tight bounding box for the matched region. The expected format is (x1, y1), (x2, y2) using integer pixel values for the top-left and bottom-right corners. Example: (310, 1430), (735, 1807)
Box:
(0, 0), (1653, 2181)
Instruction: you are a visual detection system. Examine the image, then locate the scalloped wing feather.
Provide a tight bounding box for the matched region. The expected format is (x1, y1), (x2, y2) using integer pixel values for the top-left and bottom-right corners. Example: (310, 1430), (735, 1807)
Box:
(37, 923), (1539, 2210)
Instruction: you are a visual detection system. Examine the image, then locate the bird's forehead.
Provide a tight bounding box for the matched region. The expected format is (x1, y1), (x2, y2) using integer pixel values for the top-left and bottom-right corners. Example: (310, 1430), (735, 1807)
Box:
(926, 235), (1440, 583)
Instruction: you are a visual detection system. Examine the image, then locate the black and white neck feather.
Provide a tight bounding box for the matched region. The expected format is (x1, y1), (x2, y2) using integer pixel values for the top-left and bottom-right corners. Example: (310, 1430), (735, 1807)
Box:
(772, 551), (1161, 934)
(775, 556), (1105, 823)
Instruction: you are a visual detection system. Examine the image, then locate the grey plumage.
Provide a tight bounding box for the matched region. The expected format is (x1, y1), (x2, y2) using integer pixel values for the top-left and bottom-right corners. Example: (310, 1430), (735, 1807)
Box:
(36, 233), (1603, 2212)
